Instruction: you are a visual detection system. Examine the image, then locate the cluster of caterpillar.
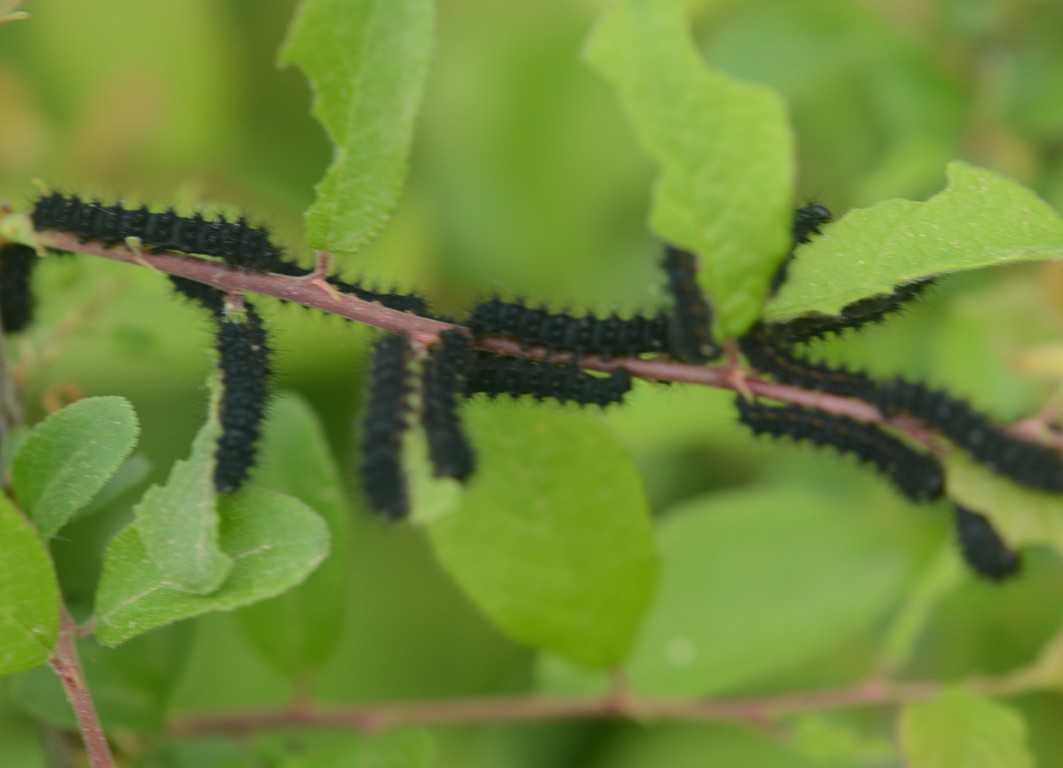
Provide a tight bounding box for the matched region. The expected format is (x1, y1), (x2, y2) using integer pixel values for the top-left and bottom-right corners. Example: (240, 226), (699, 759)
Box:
(740, 205), (1025, 581)
(356, 335), (638, 520)
(13, 188), (1050, 582)
(353, 240), (718, 517)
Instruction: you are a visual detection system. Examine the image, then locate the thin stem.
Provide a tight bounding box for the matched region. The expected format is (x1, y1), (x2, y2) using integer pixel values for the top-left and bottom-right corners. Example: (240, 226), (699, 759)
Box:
(48, 607), (114, 768)
(170, 675), (994, 737)
(27, 231), (925, 432)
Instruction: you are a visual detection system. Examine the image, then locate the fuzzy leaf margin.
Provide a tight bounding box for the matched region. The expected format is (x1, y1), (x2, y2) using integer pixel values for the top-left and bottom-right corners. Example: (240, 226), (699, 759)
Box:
(584, 0), (794, 338)
(766, 162), (1063, 321)
(280, 0), (435, 256)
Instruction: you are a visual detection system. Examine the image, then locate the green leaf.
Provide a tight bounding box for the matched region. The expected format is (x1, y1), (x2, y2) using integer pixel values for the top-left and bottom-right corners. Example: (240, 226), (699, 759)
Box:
(280, 0), (434, 255)
(96, 489), (329, 647)
(766, 161), (1063, 321)
(134, 384), (231, 595)
(945, 452), (1063, 555)
(237, 394), (351, 676)
(623, 485), (904, 696)
(0, 494), (59, 675)
(427, 400), (657, 669)
(280, 731), (434, 768)
(899, 688), (1033, 768)
(584, 0), (794, 337)
(12, 396), (139, 538)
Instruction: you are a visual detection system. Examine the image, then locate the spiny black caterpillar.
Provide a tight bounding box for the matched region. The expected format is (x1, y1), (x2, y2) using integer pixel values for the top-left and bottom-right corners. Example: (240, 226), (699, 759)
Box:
(358, 333), (416, 519)
(876, 378), (1063, 493)
(735, 396), (945, 503)
(738, 202), (1034, 581)
(32, 191), (283, 272)
(0, 243), (37, 333)
(739, 323), (875, 400)
(465, 352), (632, 407)
(168, 276), (271, 493)
(660, 245), (720, 363)
(769, 202), (833, 293)
(466, 298), (669, 361)
(953, 504), (1021, 581)
(214, 300), (271, 493)
(421, 330), (476, 483)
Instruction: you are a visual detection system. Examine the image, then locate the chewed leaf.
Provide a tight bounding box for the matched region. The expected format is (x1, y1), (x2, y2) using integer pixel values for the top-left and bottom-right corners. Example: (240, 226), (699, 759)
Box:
(584, 0), (794, 337)
(280, 0), (434, 256)
(766, 162), (1063, 321)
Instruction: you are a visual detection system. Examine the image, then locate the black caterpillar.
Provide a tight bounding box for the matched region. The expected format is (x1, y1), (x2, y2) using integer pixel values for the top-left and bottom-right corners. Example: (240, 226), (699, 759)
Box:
(421, 330), (476, 482)
(0, 243), (37, 333)
(168, 275), (225, 316)
(735, 396), (945, 503)
(358, 334), (415, 519)
(953, 504), (1021, 582)
(167, 278), (270, 493)
(465, 352), (632, 408)
(466, 298), (669, 361)
(770, 202), (833, 292)
(770, 278), (935, 343)
(32, 192), (282, 272)
(214, 300), (271, 493)
(875, 378), (1063, 493)
(739, 323), (875, 400)
(660, 245), (720, 363)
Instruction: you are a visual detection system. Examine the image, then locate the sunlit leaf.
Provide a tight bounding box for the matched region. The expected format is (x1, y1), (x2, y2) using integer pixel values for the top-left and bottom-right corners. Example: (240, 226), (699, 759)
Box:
(584, 0), (794, 336)
(281, 0), (434, 255)
(767, 162), (1063, 321)
(427, 400), (657, 669)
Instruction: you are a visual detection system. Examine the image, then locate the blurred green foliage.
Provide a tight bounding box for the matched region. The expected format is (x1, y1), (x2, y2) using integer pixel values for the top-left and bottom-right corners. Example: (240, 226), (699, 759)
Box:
(3, 0), (1063, 766)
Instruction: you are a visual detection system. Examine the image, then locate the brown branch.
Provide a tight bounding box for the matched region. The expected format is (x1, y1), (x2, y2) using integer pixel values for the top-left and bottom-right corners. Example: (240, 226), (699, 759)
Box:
(169, 676), (984, 737)
(48, 608), (114, 768)
(26, 230), (1062, 459)
(31, 231), (897, 417)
